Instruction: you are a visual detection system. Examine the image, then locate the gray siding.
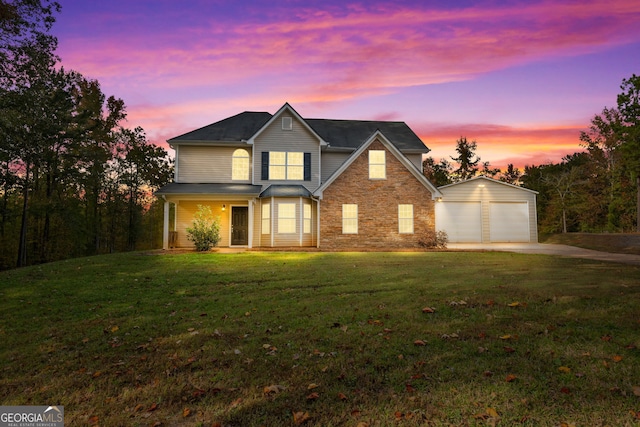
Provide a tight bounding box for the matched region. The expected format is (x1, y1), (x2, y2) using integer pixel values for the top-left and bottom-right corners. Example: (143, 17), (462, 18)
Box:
(177, 145), (252, 183)
(253, 114), (321, 191)
(406, 153), (423, 172)
(320, 151), (350, 182)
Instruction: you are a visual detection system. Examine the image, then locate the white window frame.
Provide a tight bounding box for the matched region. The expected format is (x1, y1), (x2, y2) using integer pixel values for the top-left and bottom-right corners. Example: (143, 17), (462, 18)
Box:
(398, 204), (414, 234)
(342, 204), (358, 234)
(278, 203), (297, 234)
(369, 150), (386, 179)
(232, 149), (250, 181)
(262, 203), (270, 235)
(269, 151), (303, 180)
(303, 203), (311, 234)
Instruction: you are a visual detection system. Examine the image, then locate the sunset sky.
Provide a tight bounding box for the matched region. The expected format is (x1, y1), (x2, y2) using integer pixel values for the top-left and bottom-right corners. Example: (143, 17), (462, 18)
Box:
(54, 0), (640, 169)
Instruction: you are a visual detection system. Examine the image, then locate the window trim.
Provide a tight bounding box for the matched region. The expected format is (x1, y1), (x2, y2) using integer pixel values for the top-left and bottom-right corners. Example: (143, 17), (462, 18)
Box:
(398, 204), (414, 234)
(231, 148), (250, 181)
(278, 203), (297, 234)
(342, 204), (358, 234)
(369, 150), (386, 179)
(261, 203), (270, 235)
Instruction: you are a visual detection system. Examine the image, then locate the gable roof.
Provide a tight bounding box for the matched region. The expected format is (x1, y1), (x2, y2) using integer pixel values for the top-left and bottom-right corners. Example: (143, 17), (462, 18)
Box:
(166, 103), (429, 153)
(247, 103), (327, 146)
(307, 119), (427, 153)
(168, 111), (272, 144)
(315, 130), (442, 199)
(438, 175), (538, 194)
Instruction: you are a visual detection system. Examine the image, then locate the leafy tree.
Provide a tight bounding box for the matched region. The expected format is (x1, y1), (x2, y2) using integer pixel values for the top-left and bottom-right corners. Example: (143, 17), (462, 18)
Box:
(422, 157), (452, 186)
(500, 163), (522, 185)
(186, 205), (221, 251)
(450, 137), (480, 181)
(616, 74), (640, 232)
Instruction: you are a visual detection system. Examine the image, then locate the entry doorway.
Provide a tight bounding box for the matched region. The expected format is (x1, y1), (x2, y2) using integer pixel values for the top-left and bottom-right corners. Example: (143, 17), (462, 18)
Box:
(231, 206), (249, 245)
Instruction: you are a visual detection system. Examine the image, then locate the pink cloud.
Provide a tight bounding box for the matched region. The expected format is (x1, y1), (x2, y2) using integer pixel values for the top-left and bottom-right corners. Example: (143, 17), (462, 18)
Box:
(417, 122), (586, 169)
(58, 0), (640, 104)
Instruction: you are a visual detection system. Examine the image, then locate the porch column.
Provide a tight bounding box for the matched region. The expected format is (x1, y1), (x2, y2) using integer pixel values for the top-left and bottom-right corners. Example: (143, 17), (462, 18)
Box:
(163, 200), (170, 250)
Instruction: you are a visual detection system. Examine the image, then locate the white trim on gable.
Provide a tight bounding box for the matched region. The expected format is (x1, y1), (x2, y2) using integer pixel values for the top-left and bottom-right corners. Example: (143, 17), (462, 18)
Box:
(314, 130), (442, 200)
(438, 175), (538, 194)
(247, 102), (328, 146)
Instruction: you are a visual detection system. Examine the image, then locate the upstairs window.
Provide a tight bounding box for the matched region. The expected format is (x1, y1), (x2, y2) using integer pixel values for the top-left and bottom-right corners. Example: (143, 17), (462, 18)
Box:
(232, 149), (250, 181)
(369, 150), (386, 179)
(267, 151), (304, 180)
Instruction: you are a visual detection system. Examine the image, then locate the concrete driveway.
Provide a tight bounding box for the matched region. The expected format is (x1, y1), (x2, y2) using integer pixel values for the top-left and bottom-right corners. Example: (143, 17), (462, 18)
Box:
(447, 243), (640, 266)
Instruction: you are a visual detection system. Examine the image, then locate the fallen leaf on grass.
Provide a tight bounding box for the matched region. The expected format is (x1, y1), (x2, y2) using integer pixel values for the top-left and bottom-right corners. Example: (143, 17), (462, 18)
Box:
(612, 355), (624, 362)
(406, 383), (416, 392)
(338, 392), (348, 400)
(88, 415), (99, 426)
(293, 411), (310, 425)
(601, 335), (612, 341)
(422, 307), (435, 313)
(558, 366), (572, 373)
(503, 346), (516, 353)
(306, 392), (320, 400)
(505, 374), (517, 382)
(263, 384), (286, 394)
(148, 402), (158, 412)
(473, 407), (500, 421)
(414, 340), (426, 346)
(307, 383), (319, 390)
(356, 422), (369, 427)
(182, 407), (191, 417)
(230, 398), (243, 408)
(633, 386), (640, 397)
(561, 387), (571, 394)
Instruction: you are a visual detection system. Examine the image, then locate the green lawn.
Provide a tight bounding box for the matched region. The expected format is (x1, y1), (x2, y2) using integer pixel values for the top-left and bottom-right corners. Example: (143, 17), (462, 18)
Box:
(1, 251), (639, 426)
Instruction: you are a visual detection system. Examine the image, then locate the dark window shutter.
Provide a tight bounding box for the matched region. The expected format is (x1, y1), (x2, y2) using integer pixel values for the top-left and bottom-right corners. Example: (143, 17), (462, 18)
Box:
(304, 153), (311, 181)
(261, 152), (269, 180)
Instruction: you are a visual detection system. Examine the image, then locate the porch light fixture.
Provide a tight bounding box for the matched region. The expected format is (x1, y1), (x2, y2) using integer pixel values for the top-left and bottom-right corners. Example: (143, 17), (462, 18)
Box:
(222, 204), (226, 211)
(478, 184), (485, 188)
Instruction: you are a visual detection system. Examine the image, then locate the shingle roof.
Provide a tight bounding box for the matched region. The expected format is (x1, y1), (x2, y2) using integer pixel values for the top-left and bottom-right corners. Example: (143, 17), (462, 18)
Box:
(167, 109), (429, 152)
(306, 119), (427, 152)
(168, 112), (272, 143)
(260, 185), (312, 198)
(155, 183), (262, 196)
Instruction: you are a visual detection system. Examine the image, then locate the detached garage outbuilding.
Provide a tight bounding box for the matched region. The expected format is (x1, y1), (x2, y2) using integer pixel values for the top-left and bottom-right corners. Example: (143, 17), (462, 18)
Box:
(435, 176), (538, 243)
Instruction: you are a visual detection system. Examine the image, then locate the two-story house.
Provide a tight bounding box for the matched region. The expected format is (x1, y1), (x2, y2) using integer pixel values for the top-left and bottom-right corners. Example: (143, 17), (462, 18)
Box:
(156, 102), (443, 249)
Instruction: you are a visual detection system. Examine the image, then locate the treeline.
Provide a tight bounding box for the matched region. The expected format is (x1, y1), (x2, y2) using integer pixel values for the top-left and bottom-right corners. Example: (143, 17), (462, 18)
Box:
(0, 1), (172, 269)
(424, 74), (640, 235)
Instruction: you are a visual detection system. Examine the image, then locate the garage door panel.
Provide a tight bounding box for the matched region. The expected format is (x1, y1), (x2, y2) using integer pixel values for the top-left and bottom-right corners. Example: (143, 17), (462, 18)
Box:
(436, 202), (482, 243)
(490, 202), (529, 242)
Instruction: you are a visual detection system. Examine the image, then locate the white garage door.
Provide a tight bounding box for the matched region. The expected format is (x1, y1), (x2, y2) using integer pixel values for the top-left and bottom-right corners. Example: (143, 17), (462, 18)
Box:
(490, 202), (530, 242)
(435, 201), (482, 242)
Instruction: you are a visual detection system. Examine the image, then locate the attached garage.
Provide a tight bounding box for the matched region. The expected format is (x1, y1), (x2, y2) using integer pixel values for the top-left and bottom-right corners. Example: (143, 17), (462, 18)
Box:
(436, 176), (538, 243)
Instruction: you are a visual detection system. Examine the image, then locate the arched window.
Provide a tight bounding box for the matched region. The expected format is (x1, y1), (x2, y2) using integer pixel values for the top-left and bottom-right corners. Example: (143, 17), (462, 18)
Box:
(232, 149), (250, 181)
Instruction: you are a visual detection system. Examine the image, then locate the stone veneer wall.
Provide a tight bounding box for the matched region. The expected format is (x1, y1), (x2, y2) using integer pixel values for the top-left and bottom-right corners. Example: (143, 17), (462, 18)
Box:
(319, 140), (436, 249)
